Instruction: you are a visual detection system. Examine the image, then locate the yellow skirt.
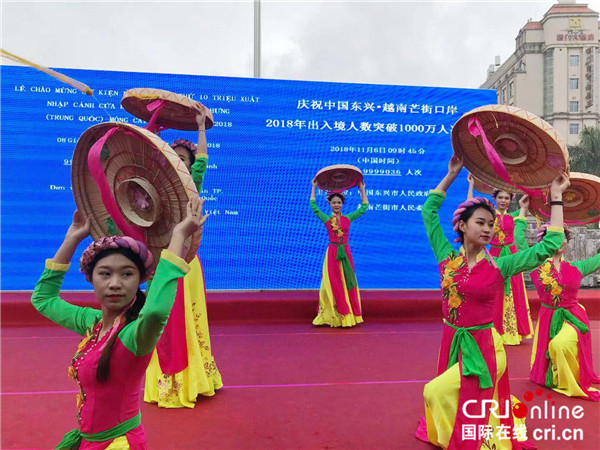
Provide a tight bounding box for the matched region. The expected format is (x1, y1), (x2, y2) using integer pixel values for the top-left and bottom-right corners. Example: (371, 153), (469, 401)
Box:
(500, 279), (533, 346)
(312, 248), (363, 328)
(423, 328), (529, 449)
(531, 321), (600, 398)
(144, 257), (223, 408)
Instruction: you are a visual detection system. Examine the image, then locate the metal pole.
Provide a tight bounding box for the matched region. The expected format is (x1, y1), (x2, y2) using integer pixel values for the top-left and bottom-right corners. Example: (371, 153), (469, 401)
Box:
(254, 0), (261, 78)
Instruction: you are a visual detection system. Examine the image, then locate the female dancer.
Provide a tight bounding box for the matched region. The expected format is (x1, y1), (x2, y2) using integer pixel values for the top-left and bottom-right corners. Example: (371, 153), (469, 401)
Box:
(31, 198), (206, 448)
(467, 175), (533, 345)
(514, 195), (600, 401)
(416, 156), (568, 449)
(310, 180), (368, 327)
(145, 111), (223, 408)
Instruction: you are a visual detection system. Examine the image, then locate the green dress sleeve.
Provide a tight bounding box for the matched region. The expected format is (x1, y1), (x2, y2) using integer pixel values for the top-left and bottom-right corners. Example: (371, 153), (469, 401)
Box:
(509, 210), (520, 218)
(310, 199), (330, 223)
(422, 190), (454, 264)
(571, 253), (600, 277)
(119, 250), (191, 356)
(495, 228), (564, 279)
(191, 154), (208, 193)
(31, 261), (102, 336)
(345, 203), (369, 222)
(513, 216), (530, 252)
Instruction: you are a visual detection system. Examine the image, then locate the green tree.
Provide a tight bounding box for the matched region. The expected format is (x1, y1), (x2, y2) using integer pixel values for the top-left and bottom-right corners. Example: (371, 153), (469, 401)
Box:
(568, 126), (600, 176)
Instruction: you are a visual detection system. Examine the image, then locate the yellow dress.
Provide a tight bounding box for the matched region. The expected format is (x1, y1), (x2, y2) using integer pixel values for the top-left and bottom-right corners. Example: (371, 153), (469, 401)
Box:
(144, 257), (222, 408)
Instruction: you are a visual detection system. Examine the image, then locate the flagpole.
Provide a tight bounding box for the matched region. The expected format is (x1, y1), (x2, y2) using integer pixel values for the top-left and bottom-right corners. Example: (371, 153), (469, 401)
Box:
(254, 0), (261, 78)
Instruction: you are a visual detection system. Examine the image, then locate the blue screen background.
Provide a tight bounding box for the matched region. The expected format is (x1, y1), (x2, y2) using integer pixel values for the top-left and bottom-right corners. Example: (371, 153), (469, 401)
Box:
(0, 65), (496, 290)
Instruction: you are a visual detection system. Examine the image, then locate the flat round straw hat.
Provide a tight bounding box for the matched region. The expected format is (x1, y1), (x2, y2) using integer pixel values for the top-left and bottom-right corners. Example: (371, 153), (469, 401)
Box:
(452, 105), (569, 192)
(529, 172), (600, 224)
(72, 122), (202, 263)
(121, 88), (213, 131)
(314, 164), (363, 192)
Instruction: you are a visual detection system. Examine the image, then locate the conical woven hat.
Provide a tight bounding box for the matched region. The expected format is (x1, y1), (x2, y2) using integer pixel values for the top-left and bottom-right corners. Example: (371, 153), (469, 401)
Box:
(472, 175), (522, 196)
(472, 176), (495, 196)
(452, 105), (569, 192)
(315, 164), (363, 192)
(529, 172), (600, 224)
(72, 122), (201, 263)
(121, 88), (213, 131)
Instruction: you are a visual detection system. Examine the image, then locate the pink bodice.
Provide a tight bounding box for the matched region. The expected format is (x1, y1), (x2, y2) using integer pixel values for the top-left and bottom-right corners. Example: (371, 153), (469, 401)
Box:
(491, 213), (515, 247)
(438, 256), (504, 327)
(73, 324), (151, 434)
(325, 216), (351, 245)
(530, 260), (584, 308)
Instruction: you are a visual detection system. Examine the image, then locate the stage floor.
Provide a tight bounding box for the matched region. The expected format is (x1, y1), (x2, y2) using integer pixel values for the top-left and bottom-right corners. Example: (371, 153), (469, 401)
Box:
(2, 320), (599, 449)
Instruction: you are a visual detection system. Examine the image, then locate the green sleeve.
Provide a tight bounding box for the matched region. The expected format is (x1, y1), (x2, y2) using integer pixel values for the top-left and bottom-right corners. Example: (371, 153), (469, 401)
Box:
(422, 190), (454, 264)
(346, 203), (369, 222)
(310, 199), (329, 223)
(31, 262), (101, 336)
(191, 155), (208, 193)
(571, 253), (600, 277)
(509, 210), (520, 218)
(118, 250), (190, 356)
(496, 229), (564, 279)
(513, 217), (530, 252)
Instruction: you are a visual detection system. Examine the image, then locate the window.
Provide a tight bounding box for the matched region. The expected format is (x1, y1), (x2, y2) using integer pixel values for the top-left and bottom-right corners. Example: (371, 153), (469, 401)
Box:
(570, 54), (580, 66)
(569, 101), (579, 112)
(502, 87), (506, 103)
(508, 81), (514, 98)
(569, 78), (579, 89)
(570, 123), (579, 135)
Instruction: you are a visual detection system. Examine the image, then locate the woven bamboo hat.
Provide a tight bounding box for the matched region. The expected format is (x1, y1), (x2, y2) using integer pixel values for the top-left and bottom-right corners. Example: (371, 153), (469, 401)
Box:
(72, 122), (202, 263)
(471, 175), (521, 196)
(472, 176), (495, 196)
(314, 164), (363, 193)
(452, 105), (569, 192)
(121, 88), (213, 131)
(529, 172), (600, 224)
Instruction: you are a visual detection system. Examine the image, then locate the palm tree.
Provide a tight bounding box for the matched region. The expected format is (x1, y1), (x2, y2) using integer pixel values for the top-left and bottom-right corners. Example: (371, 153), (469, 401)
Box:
(568, 126), (600, 177)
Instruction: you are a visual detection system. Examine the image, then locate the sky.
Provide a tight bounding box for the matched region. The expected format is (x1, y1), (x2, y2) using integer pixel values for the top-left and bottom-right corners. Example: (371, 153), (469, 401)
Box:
(2, 0), (600, 89)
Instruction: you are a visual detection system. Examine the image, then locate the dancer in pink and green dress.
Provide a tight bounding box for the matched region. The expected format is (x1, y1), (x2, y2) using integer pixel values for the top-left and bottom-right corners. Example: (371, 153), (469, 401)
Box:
(468, 175), (533, 345)
(31, 198), (207, 449)
(310, 179), (368, 327)
(514, 195), (600, 401)
(416, 156), (569, 450)
(145, 111), (223, 408)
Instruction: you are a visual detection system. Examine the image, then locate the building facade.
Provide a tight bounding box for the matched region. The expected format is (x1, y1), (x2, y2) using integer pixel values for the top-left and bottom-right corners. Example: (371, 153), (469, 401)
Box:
(481, 0), (600, 146)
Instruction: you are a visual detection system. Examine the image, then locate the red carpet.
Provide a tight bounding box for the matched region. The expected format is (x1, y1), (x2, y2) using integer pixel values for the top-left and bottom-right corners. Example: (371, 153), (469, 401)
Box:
(2, 291), (599, 448)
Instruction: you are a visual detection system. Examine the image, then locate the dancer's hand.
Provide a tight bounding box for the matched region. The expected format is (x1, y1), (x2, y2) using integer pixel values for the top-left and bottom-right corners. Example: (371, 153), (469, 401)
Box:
(312, 177), (318, 187)
(195, 107), (207, 131)
(448, 155), (463, 176)
(550, 172), (570, 200)
(65, 210), (91, 243)
(519, 194), (529, 216)
(173, 197), (208, 239)
(467, 173), (475, 187)
(169, 197), (208, 258)
(51, 210), (91, 264)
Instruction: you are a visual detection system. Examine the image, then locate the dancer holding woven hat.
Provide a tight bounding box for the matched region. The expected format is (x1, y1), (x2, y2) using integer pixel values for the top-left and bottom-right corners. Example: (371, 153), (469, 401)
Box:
(145, 110), (223, 408)
(467, 175), (533, 346)
(31, 197), (207, 449)
(310, 180), (368, 327)
(514, 195), (600, 401)
(415, 155), (569, 449)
